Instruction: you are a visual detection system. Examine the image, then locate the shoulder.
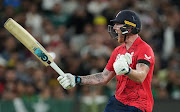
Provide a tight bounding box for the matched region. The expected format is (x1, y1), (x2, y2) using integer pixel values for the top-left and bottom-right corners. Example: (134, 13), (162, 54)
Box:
(137, 40), (155, 63)
(139, 40), (154, 55)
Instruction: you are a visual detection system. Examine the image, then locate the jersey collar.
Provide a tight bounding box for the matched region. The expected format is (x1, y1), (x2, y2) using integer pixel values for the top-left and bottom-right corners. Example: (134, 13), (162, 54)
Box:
(127, 36), (142, 52)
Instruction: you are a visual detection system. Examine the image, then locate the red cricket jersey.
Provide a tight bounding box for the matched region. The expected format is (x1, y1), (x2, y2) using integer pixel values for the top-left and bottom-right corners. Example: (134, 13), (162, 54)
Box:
(105, 37), (154, 112)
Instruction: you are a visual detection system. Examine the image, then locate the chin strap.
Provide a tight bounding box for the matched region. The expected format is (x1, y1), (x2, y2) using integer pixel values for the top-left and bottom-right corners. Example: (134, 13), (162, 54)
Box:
(124, 34), (127, 42)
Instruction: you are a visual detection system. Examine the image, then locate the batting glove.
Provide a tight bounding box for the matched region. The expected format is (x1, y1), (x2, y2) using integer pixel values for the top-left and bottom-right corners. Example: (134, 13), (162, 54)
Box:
(124, 53), (132, 65)
(113, 55), (131, 75)
(57, 73), (76, 89)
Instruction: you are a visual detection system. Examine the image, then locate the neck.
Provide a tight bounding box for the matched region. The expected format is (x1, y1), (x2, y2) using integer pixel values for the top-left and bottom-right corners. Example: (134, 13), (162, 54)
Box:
(125, 34), (139, 50)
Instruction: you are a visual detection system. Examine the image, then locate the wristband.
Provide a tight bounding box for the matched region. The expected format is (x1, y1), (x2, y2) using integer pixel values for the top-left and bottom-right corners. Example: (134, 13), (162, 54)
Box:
(125, 67), (131, 75)
(75, 76), (81, 85)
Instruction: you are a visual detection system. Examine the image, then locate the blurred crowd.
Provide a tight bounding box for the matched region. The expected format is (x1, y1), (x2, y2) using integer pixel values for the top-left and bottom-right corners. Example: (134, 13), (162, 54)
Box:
(0, 0), (180, 112)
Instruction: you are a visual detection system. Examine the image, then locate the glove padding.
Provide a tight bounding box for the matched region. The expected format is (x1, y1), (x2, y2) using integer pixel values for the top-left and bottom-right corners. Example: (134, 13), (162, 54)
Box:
(124, 53), (132, 65)
(57, 73), (76, 89)
(113, 53), (132, 75)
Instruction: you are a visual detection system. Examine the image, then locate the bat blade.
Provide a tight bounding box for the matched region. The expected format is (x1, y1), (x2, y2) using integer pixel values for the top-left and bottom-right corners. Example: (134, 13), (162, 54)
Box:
(4, 18), (66, 77)
(4, 18), (53, 66)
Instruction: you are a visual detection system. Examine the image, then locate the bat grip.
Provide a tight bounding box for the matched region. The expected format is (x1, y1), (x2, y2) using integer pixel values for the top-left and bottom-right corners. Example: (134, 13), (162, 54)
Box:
(50, 62), (66, 77)
(50, 62), (72, 89)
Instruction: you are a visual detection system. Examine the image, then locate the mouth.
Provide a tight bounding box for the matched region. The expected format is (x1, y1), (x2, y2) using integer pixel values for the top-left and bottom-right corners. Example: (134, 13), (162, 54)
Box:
(108, 25), (118, 39)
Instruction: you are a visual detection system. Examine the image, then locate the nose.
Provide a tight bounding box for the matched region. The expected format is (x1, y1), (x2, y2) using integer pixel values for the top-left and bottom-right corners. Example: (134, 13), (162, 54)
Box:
(113, 24), (118, 29)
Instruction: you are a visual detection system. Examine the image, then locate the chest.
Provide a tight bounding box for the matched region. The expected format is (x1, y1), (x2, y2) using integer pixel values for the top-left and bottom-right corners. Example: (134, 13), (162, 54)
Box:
(115, 47), (139, 69)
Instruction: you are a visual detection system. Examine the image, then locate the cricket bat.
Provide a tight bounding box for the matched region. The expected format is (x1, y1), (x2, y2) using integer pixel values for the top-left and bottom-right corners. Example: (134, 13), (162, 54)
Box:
(4, 18), (66, 77)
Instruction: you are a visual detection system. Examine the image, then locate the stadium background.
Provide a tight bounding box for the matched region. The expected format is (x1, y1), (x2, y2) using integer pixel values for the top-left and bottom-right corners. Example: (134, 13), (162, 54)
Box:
(0, 0), (180, 112)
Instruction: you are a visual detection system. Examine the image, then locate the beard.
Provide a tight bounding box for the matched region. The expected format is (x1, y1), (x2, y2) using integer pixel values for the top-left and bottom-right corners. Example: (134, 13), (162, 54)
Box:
(117, 33), (125, 43)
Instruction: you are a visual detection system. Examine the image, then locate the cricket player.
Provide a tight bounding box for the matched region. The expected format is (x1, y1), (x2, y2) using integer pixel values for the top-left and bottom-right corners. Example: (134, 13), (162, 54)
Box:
(57, 10), (155, 112)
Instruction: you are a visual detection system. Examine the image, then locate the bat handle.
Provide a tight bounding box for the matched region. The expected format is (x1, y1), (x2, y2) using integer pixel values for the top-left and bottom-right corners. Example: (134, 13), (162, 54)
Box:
(50, 62), (72, 89)
(50, 62), (66, 77)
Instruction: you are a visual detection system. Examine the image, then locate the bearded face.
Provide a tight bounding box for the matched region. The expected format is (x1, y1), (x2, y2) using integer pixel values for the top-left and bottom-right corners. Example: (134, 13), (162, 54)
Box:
(118, 36), (125, 43)
(113, 24), (125, 43)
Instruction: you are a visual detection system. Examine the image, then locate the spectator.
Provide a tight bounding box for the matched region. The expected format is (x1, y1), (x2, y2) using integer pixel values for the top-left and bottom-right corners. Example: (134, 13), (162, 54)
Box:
(87, 0), (109, 16)
(25, 3), (43, 36)
(44, 3), (70, 27)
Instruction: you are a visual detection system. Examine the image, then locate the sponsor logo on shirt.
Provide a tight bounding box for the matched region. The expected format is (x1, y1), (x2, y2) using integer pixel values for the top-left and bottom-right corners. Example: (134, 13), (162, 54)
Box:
(144, 54), (151, 61)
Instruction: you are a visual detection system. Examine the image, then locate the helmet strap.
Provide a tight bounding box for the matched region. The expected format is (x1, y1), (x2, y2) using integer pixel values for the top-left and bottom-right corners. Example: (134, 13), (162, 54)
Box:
(124, 34), (127, 42)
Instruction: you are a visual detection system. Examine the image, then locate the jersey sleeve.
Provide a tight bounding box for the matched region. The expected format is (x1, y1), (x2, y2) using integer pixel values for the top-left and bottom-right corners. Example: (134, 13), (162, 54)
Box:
(105, 48), (117, 71)
(137, 45), (154, 67)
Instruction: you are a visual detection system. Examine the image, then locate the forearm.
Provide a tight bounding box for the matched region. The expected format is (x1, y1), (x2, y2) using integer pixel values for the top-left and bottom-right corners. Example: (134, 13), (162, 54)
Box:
(127, 63), (149, 83)
(79, 69), (115, 85)
(127, 69), (147, 83)
(57, 69), (114, 89)
(80, 73), (105, 85)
